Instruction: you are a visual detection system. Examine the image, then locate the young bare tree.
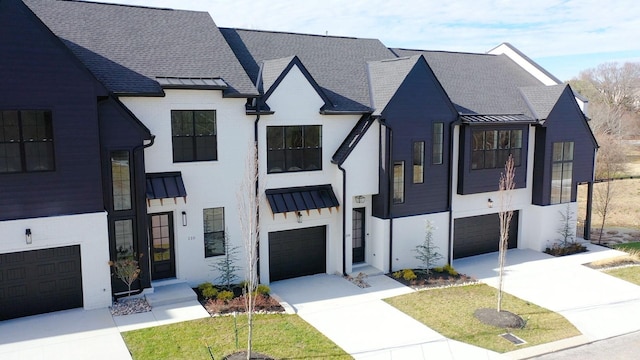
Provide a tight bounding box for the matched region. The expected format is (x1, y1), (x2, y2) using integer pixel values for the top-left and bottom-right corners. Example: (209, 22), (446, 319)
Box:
(497, 155), (515, 312)
(593, 134), (627, 243)
(236, 142), (261, 360)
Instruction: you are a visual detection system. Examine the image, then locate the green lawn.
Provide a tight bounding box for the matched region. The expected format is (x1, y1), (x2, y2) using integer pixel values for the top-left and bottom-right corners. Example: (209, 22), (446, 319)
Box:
(385, 284), (580, 353)
(614, 242), (640, 251)
(603, 266), (640, 286)
(122, 314), (350, 360)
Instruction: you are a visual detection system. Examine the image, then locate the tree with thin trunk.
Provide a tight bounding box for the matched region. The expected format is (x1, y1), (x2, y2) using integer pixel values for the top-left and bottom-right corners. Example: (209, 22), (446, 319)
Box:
(236, 142), (262, 360)
(497, 154), (515, 313)
(593, 134), (627, 243)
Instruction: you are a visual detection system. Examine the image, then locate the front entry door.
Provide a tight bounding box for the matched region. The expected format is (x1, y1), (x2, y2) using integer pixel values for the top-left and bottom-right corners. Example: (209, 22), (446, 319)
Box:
(150, 212), (175, 280)
(352, 208), (365, 263)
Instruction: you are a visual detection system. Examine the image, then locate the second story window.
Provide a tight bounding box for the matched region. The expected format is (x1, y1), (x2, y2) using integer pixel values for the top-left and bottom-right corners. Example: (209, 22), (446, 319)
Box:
(111, 151), (131, 211)
(0, 110), (54, 173)
(393, 161), (405, 204)
(472, 129), (522, 170)
(267, 125), (321, 173)
(171, 110), (217, 163)
(432, 122), (444, 165)
(413, 141), (424, 184)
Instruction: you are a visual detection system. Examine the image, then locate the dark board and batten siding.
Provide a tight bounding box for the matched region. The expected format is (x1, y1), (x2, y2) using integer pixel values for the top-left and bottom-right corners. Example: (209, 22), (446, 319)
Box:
(0, 0), (107, 221)
(532, 87), (597, 205)
(373, 59), (457, 219)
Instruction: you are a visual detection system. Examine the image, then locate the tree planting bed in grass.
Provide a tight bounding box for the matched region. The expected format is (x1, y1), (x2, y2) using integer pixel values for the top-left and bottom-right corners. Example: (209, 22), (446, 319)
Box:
(384, 284), (580, 353)
(122, 314), (350, 360)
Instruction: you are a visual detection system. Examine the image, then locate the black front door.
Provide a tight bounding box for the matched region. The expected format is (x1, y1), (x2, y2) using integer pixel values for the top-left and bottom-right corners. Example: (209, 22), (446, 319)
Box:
(150, 212), (175, 280)
(352, 208), (365, 263)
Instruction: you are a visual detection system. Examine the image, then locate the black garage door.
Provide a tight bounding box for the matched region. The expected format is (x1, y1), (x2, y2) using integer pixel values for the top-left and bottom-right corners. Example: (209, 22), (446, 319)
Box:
(269, 226), (326, 282)
(0, 245), (83, 320)
(453, 211), (518, 259)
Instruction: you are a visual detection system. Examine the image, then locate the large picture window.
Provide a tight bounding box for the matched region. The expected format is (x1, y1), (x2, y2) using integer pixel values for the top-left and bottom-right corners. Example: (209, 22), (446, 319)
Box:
(0, 110), (54, 173)
(393, 161), (404, 204)
(267, 125), (321, 173)
(472, 129), (522, 170)
(171, 110), (217, 162)
(204, 207), (225, 257)
(551, 142), (574, 204)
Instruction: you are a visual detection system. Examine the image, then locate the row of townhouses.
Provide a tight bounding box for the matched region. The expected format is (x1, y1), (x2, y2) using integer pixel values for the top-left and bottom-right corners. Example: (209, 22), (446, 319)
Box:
(0, 0), (597, 320)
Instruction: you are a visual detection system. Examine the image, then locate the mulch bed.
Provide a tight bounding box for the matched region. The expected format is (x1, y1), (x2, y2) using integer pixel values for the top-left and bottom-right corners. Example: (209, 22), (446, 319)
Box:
(223, 351), (274, 360)
(387, 269), (477, 290)
(194, 287), (284, 316)
(474, 308), (525, 329)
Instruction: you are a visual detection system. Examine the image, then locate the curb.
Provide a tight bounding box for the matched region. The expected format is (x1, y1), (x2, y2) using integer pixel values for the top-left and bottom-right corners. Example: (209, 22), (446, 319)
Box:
(504, 335), (590, 359)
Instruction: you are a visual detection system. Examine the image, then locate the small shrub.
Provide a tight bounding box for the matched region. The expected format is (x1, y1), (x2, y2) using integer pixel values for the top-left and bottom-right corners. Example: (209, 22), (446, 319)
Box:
(217, 290), (234, 302)
(256, 284), (270, 295)
(392, 270), (403, 279)
(443, 264), (458, 276)
(402, 269), (417, 281)
(433, 266), (444, 273)
(202, 286), (218, 300)
(198, 282), (214, 292)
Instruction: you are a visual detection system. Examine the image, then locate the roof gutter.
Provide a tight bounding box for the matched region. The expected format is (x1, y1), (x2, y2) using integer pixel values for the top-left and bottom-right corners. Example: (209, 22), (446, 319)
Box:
(338, 163), (348, 276)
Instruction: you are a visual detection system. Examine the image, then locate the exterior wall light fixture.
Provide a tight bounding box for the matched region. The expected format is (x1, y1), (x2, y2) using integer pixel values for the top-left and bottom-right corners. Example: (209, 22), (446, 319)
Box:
(296, 211), (303, 223)
(488, 198), (494, 208)
(182, 211), (187, 226)
(355, 195), (365, 204)
(25, 228), (32, 244)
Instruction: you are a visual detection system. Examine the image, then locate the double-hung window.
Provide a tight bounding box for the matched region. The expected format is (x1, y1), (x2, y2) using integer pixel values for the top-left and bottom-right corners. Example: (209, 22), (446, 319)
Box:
(551, 142), (574, 204)
(472, 129), (522, 169)
(266, 125), (321, 173)
(393, 161), (405, 204)
(204, 207), (225, 257)
(171, 110), (217, 162)
(0, 110), (54, 173)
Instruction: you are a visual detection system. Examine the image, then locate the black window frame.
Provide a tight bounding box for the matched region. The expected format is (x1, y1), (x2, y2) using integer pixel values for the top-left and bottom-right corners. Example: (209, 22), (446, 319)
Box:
(412, 141), (424, 184)
(111, 150), (132, 211)
(171, 110), (217, 163)
(204, 207), (225, 258)
(551, 141), (574, 204)
(0, 110), (55, 174)
(266, 125), (322, 173)
(432, 122), (444, 165)
(471, 129), (523, 170)
(393, 161), (405, 204)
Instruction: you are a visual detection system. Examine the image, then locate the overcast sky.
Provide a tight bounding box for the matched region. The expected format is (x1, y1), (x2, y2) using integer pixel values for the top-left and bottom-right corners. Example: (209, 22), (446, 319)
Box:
(94, 0), (640, 81)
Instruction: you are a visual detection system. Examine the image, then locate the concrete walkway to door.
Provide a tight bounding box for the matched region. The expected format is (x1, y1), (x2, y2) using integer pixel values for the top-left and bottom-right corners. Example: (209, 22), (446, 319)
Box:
(454, 244), (640, 342)
(271, 273), (502, 359)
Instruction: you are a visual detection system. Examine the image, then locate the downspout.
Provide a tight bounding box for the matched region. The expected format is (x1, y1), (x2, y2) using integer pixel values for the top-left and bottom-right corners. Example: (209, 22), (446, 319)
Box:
(253, 97), (261, 280)
(338, 164), (348, 276)
(584, 147), (597, 241)
(384, 121), (394, 273)
(132, 134), (155, 291)
(447, 120), (459, 264)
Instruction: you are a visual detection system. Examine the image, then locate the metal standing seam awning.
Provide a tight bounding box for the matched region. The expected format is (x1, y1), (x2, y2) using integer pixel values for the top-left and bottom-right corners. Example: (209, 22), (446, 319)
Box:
(265, 184), (340, 219)
(146, 172), (187, 205)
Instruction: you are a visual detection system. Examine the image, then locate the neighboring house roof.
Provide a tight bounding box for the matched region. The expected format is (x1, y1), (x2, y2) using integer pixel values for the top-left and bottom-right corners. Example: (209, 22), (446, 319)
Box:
(24, 0), (257, 97)
(487, 42), (563, 85)
(221, 28), (397, 113)
(367, 55), (422, 116)
(391, 48), (544, 117)
(519, 84), (568, 120)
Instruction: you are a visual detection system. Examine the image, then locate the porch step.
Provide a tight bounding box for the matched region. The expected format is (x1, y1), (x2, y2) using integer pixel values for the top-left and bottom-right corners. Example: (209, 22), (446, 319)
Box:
(350, 265), (384, 277)
(145, 282), (197, 307)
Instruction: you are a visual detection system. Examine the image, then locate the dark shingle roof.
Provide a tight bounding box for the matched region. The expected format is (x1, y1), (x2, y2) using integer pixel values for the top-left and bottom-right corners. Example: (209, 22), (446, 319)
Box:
(367, 56), (421, 116)
(519, 84), (567, 120)
(391, 48), (544, 116)
(221, 28), (397, 112)
(331, 115), (376, 165)
(24, 0), (257, 96)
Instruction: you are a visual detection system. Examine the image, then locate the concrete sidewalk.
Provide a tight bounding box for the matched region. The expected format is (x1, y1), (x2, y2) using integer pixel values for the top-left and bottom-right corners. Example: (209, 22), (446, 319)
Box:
(271, 273), (502, 359)
(454, 244), (640, 342)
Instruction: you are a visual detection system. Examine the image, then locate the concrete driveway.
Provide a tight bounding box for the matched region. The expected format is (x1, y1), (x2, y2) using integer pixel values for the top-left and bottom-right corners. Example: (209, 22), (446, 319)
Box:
(271, 273), (502, 359)
(454, 244), (640, 341)
(0, 308), (131, 360)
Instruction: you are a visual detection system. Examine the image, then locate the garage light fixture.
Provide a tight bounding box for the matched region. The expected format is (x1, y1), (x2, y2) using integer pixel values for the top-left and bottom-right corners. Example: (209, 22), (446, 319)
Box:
(355, 195), (365, 204)
(182, 211), (187, 226)
(488, 198), (494, 208)
(296, 211), (303, 223)
(25, 228), (32, 244)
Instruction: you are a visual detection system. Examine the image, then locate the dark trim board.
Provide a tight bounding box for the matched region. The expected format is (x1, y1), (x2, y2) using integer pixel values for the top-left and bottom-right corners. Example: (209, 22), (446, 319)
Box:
(453, 211), (519, 259)
(268, 226), (326, 282)
(0, 245), (83, 320)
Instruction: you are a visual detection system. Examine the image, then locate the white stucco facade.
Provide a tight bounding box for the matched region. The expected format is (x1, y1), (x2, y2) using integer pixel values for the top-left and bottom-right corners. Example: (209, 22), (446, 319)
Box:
(0, 212), (112, 310)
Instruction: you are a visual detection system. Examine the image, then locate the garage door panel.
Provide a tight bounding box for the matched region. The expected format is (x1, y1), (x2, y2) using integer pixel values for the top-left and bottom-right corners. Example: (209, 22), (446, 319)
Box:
(0, 245), (83, 320)
(269, 226), (326, 282)
(454, 212), (518, 259)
